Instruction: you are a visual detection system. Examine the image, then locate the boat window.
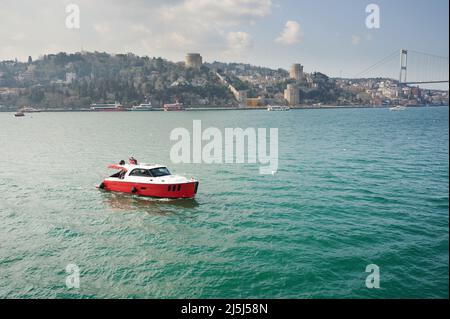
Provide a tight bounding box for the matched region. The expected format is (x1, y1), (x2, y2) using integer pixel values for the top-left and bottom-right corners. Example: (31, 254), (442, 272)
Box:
(110, 170), (126, 179)
(110, 171), (121, 178)
(149, 167), (171, 177)
(129, 169), (152, 177)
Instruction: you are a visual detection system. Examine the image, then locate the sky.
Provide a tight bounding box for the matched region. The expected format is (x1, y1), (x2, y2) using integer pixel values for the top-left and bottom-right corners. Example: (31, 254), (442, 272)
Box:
(0, 0), (448, 84)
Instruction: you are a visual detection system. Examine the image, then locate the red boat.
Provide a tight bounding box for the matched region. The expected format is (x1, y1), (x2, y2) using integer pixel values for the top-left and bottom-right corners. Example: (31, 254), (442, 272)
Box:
(97, 163), (199, 199)
(163, 102), (184, 111)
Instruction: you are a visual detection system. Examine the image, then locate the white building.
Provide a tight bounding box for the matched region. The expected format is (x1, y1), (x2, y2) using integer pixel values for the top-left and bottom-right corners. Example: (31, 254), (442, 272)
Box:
(65, 72), (77, 84)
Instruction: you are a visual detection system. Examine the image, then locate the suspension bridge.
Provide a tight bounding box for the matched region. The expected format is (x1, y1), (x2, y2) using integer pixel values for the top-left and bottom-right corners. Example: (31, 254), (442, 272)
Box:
(354, 49), (449, 86)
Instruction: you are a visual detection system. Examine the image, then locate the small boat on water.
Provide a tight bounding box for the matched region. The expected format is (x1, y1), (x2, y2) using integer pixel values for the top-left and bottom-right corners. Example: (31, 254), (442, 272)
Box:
(389, 105), (407, 111)
(14, 111), (25, 117)
(97, 160), (199, 199)
(267, 105), (290, 111)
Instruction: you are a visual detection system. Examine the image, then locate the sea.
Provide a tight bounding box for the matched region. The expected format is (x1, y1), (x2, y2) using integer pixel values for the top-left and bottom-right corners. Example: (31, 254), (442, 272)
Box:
(0, 106), (448, 298)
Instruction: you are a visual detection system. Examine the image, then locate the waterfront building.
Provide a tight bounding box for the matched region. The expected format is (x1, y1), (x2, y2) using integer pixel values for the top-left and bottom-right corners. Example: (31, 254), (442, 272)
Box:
(185, 53), (203, 69)
(246, 97), (265, 107)
(378, 81), (399, 98)
(284, 84), (300, 106)
(18, 65), (35, 82)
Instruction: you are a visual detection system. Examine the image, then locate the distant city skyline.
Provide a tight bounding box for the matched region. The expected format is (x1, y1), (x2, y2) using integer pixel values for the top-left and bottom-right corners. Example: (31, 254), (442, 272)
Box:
(0, 0), (448, 88)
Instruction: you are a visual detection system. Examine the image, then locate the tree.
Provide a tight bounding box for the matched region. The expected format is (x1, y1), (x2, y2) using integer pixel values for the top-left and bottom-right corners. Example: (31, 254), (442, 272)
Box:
(30, 88), (45, 103)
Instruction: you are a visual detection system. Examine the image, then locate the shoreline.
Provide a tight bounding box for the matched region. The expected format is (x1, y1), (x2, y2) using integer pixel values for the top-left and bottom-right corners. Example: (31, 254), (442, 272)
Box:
(0, 104), (448, 113)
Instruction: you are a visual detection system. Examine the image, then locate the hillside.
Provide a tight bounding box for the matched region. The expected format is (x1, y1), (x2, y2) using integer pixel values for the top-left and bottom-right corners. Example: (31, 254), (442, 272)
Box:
(0, 51), (381, 110)
(0, 52), (237, 109)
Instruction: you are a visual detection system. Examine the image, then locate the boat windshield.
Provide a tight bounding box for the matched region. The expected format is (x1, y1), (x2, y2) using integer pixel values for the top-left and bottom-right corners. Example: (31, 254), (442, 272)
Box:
(149, 167), (171, 177)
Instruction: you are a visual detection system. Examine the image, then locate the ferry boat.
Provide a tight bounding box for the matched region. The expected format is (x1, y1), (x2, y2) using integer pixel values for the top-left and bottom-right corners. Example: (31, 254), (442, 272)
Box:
(90, 102), (125, 112)
(163, 102), (184, 111)
(97, 162), (199, 199)
(19, 106), (41, 113)
(267, 105), (290, 111)
(131, 102), (153, 111)
(389, 105), (407, 111)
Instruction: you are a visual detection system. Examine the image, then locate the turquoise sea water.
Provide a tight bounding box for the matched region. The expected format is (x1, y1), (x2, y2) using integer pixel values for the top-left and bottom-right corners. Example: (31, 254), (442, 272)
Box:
(0, 107), (448, 298)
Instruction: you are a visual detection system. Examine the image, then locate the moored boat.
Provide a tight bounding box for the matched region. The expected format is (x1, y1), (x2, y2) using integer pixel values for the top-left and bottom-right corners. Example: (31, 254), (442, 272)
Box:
(163, 102), (184, 111)
(98, 161), (199, 199)
(389, 105), (407, 111)
(19, 106), (41, 113)
(131, 102), (153, 111)
(90, 102), (125, 112)
(267, 105), (290, 111)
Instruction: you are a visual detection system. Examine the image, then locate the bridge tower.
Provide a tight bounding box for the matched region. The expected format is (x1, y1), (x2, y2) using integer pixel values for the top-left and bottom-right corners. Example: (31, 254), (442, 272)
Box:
(399, 49), (408, 84)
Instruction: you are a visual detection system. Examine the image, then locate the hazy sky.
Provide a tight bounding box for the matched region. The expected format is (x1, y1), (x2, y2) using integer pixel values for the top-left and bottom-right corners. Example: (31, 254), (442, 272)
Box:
(0, 0), (448, 80)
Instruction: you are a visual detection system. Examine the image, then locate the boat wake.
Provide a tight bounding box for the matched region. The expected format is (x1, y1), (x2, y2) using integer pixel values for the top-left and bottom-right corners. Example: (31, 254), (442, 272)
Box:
(102, 191), (199, 213)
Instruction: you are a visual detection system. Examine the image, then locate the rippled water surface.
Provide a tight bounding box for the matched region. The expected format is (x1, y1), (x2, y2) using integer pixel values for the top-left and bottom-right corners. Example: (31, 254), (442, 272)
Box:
(0, 107), (448, 298)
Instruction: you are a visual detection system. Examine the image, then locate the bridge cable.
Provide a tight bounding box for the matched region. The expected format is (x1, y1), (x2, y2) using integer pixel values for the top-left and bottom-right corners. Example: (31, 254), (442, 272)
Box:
(353, 50), (398, 78)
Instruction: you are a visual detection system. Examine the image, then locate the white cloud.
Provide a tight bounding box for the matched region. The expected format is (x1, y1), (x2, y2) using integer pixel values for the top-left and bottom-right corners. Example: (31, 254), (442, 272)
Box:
(351, 35), (361, 45)
(225, 31), (253, 57)
(0, 0), (272, 61)
(140, 32), (193, 52)
(161, 0), (272, 27)
(157, 0), (272, 45)
(168, 32), (193, 48)
(275, 20), (303, 45)
(141, 0), (272, 60)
